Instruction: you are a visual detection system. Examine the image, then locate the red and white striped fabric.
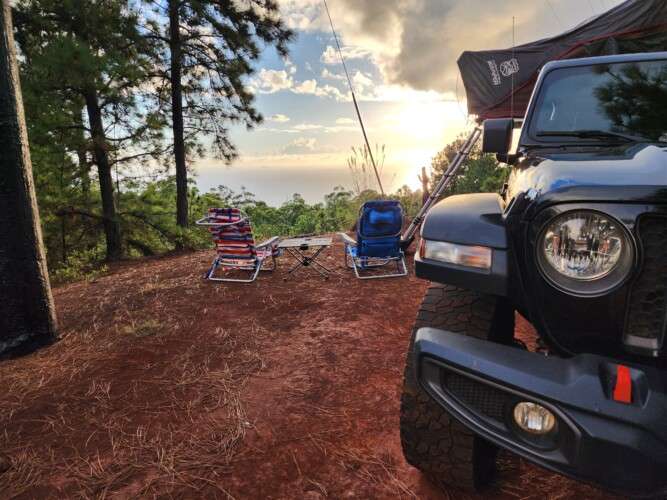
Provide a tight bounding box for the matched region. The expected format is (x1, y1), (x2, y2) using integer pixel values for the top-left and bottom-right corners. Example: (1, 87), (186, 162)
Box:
(204, 208), (279, 268)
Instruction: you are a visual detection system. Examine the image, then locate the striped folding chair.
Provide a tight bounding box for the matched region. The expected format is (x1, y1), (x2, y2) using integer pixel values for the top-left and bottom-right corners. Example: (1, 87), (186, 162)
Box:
(196, 208), (280, 283)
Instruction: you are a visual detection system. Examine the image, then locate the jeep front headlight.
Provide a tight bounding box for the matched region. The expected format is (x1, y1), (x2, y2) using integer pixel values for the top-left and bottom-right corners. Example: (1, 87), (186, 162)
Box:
(537, 210), (634, 295)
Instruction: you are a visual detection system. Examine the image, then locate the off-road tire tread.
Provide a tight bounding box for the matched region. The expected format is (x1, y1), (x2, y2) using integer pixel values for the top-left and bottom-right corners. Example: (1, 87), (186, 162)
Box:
(400, 283), (510, 492)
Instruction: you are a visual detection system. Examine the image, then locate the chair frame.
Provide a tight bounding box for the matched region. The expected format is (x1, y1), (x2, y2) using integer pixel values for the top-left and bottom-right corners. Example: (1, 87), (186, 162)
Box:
(196, 212), (279, 283)
(339, 232), (408, 280)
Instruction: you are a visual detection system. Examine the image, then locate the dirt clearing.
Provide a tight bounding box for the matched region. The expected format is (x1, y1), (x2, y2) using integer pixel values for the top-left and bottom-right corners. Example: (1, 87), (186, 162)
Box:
(0, 241), (613, 498)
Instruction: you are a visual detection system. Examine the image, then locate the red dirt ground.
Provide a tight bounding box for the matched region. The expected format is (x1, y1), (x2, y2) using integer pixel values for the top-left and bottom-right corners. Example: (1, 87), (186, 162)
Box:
(0, 241), (616, 499)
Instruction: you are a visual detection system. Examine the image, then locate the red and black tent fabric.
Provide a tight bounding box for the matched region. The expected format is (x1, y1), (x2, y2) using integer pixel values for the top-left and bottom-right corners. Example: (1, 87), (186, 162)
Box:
(457, 0), (667, 121)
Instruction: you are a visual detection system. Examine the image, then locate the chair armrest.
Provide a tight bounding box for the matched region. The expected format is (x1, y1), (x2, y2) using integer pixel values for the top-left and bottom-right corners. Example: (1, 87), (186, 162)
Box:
(256, 236), (280, 249)
(195, 216), (248, 227)
(338, 232), (357, 246)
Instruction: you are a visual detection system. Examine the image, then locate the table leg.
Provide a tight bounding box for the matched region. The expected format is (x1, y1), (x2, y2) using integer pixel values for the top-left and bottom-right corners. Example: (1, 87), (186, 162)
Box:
(305, 246), (330, 278)
(282, 246), (330, 279)
(310, 256), (333, 273)
(285, 248), (307, 274)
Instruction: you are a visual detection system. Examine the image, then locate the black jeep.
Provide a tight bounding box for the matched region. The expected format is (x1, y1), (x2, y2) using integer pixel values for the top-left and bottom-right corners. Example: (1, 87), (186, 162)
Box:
(400, 52), (667, 497)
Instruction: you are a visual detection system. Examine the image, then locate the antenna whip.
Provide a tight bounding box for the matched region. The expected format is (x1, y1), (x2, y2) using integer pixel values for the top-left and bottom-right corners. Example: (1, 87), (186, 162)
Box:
(322, 0), (385, 196)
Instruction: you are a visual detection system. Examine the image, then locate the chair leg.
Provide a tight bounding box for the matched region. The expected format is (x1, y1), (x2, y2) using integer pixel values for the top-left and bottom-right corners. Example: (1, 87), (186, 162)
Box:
(344, 246), (356, 269)
(206, 258), (263, 283)
(398, 254), (408, 276)
(249, 261), (262, 281)
(260, 254), (277, 272)
(351, 257), (362, 279)
(206, 256), (220, 279)
(350, 253), (408, 280)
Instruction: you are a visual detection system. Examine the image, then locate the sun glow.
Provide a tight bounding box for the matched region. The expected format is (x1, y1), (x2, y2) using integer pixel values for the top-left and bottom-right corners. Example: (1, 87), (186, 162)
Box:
(384, 100), (467, 191)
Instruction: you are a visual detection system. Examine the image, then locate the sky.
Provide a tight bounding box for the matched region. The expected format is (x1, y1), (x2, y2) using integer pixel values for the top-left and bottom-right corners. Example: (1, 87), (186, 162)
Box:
(194, 0), (624, 205)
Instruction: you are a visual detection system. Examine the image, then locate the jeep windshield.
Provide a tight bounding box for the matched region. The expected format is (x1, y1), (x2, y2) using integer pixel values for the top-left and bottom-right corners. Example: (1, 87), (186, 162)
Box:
(529, 59), (667, 145)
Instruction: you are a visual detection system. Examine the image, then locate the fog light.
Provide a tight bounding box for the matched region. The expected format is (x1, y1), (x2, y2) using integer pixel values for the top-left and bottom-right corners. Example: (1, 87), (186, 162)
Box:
(513, 402), (556, 435)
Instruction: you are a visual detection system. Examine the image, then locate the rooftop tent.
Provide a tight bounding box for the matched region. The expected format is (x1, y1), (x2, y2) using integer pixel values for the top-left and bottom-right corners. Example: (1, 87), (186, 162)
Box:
(457, 0), (667, 121)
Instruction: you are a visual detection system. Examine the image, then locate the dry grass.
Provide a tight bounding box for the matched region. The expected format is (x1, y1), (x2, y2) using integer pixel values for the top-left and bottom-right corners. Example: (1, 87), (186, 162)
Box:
(0, 254), (267, 498)
(0, 449), (46, 498)
(121, 319), (163, 338)
(0, 344), (262, 497)
(334, 447), (417, 498)
(0, 248), (615, 499)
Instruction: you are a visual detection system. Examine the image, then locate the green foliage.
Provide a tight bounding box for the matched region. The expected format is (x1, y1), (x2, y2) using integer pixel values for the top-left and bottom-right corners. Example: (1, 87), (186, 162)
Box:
(11, 2), (508, 283)
(14, 0), (166, 158)
(51, 246), (108, 284)
(430, 130), (509, 197)
(141, 0), (295, 162)
(392, 185), (424, 218)
(32, 125), (507, 283)
(209, 186), (358, 241)
(40, 175), (425, 284)
(14, 0), (169, 260)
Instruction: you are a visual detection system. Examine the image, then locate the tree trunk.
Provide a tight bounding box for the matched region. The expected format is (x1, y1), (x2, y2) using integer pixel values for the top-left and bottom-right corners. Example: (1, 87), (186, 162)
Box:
(0, 1), (57, 355)
(169, 0), (188, 229)
(420, 166), (430, 206)
(78, 146), (91, 207)
(84, 89), (122, 261)
(75, 108), (92, 208)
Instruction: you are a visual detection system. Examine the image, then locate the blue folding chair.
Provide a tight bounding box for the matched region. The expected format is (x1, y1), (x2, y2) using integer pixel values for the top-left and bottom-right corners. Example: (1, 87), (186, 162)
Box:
(339, 200), (408, 279)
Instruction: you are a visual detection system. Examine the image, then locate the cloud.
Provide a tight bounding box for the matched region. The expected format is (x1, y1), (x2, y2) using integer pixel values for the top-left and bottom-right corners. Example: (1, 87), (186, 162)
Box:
(320, 45), (370, 65)
(335, 117), (356, 125)
(270, 119), (362, 134)
(293, 123), (323, 131)
(257, 128), (299, 134)
(268, 114), (291, 123)
(279, 0), (324, 31)
(284, 57), (297, 75)
(321, 68), (346, 81)
(251, 68), (294, 94)
(330, 0), (543, 93)
(294, 79), (318, 94)
(323, 125), (359, 133)
(249, 62), (350, 101)
(352, 71), (373, 92)
(320, 45), (340, 64)
(293, 78), (350, 102)
(259, 121), (359, 135)
(279, 0), (614, 95)
(282, 137), (318, 154)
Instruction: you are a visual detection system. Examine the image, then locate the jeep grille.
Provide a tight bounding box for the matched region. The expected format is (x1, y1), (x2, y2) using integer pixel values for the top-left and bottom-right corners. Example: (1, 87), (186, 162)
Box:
(442, 371), (509, 422)
(623, 215), (667, 355)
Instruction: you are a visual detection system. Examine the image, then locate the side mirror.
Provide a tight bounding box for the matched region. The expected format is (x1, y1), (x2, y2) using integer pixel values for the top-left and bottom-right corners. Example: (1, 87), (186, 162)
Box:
(482, 118), (514, 155)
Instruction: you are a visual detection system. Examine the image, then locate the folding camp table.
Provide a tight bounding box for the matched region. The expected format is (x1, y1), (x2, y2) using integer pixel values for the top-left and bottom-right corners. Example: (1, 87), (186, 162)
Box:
(278, 236), (333, 280)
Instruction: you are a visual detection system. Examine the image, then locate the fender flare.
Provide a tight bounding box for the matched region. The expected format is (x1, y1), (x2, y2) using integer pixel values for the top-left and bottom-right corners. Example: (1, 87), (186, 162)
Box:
(417, 193), (510, 296)
(421, 193), (507, 248)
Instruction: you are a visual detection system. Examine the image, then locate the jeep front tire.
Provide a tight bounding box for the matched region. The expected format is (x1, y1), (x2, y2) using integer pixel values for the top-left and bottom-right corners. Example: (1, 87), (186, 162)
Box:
(400, 283), (514, 492)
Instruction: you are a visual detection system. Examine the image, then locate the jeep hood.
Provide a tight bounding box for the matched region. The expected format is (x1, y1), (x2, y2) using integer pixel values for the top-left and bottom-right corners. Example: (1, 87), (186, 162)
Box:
(509, 143), (667, 204)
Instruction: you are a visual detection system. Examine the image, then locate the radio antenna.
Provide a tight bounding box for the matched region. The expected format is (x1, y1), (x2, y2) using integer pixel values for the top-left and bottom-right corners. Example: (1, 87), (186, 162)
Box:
(322, 0), (385, 196)
(511, 16), (515, 119)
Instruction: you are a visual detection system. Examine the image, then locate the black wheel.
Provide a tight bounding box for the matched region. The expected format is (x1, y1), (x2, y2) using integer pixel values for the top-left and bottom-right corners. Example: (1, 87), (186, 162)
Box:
(400, 283), (514, 492)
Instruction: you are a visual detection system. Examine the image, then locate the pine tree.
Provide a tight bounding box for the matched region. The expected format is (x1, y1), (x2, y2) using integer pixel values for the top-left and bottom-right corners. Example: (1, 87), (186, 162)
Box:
(0, 0), (57, 355)
(142, 0), (294, 228)
(14, 0), (167, 261)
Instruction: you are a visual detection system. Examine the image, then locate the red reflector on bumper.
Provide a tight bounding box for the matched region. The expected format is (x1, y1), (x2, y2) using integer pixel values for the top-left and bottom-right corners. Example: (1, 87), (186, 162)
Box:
(613, 365), (632, 404)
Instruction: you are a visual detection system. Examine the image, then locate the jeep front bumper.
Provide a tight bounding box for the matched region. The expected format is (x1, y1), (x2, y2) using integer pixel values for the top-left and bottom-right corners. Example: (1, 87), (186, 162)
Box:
(414, 327), (667, 497)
